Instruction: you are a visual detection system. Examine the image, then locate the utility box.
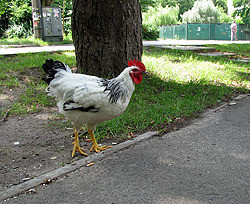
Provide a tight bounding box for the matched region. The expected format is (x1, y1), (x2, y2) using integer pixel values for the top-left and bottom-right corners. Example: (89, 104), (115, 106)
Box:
(42, 7), (63, 41)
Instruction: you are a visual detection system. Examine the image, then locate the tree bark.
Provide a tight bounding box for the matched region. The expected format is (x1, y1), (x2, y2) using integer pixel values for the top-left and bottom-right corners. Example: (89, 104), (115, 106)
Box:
(71, 0), (143, 78)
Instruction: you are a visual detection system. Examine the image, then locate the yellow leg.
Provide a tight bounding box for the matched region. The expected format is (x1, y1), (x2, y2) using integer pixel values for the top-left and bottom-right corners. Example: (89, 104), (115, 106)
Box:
(72, 128), (88, 157)
(88, 128), (112, 152)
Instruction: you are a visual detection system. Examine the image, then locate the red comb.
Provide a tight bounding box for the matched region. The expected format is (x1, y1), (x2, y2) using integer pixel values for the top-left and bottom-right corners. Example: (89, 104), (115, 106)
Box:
(128, 59), (146, 72)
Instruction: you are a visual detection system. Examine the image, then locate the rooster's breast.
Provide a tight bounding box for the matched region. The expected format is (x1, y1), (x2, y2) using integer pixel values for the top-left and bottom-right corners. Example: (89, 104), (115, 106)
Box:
(60, 95), (130, 130)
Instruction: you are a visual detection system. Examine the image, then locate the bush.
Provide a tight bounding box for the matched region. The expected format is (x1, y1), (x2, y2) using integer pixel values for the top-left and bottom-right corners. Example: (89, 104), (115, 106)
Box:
(5, 23), (33, 38)
(142, 25), (159, 40)
(142, 5), (179, 39)
(143, 5), (179, 28)
(63, 17), (72, 35)
(218, 7), (232, 23)
(182, 0), (220, 23)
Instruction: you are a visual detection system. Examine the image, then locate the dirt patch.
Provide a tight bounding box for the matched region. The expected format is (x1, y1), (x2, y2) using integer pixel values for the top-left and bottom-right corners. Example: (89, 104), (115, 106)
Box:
(0, 111), (121, 191)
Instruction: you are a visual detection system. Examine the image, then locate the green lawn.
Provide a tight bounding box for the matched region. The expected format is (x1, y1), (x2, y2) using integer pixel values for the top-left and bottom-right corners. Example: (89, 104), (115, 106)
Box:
(0, 45), (249, 140)
(205, 44), (250, 57)
(0, 35), (73, 46)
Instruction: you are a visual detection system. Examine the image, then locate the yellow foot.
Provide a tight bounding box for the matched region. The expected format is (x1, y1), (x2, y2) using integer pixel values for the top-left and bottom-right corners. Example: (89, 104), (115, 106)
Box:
(87, 128), (112, 153)
(90, 144), (112, 153)
(72, 141), (88, 157)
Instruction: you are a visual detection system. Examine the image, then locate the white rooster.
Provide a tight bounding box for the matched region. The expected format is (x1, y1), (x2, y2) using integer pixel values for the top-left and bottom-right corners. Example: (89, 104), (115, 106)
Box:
(42, 59), (146, 157)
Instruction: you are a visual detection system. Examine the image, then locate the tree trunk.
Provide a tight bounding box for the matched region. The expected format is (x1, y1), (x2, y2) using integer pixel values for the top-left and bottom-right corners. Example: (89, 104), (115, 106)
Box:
(71, 0), (143, 78)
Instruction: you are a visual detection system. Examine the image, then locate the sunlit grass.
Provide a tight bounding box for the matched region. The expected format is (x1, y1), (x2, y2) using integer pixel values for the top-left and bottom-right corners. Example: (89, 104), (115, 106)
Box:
(204, 44), (250, 57)
(143, 47), (249, 88)
(0, 35), (73, 46)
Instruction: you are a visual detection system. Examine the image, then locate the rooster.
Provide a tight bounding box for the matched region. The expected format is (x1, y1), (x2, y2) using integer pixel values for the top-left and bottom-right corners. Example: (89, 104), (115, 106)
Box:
(42, 59), (146, 157)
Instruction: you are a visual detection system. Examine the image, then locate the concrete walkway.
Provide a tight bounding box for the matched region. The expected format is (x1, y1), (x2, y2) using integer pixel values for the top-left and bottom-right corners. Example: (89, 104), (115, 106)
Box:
(0, 40), (249, 55)
(2, 95), (249, 203)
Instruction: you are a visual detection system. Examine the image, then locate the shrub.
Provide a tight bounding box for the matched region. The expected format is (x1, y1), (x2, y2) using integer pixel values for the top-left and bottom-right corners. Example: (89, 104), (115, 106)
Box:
(142, 25), (159, 40)
(182, 0), (220, 23)
(143, 5), (179, 28)
(218, 7), (232, 23)
(5, 23), (33, 38)
(142, 5), (179, 39)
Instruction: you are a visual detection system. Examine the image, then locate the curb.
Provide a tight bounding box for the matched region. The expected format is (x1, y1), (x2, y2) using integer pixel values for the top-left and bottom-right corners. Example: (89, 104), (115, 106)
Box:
(0, 131), (158, 201)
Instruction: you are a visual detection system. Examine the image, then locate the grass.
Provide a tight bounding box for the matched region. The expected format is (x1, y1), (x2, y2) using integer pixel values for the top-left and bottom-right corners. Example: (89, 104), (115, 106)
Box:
(204, 44), (250, 57)
(0, 45), (249, 141)
(0, 35), (73, 46)
(0, 51), (76, 116)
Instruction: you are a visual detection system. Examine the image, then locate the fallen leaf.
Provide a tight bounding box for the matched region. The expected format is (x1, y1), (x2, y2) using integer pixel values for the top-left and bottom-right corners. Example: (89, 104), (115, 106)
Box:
(87, 163), (94, 167)
(42, 179), (52, 184)
(130, 132), (136, 138)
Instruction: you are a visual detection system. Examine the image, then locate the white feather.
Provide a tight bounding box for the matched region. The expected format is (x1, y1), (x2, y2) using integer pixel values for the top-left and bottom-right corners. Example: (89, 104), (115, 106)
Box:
(46, 66), (139, 131)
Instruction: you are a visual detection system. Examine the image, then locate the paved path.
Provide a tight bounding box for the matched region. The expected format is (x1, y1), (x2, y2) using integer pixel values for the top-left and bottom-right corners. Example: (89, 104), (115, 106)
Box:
(0, 40), (249, 55)
(2, 95), (249, 203)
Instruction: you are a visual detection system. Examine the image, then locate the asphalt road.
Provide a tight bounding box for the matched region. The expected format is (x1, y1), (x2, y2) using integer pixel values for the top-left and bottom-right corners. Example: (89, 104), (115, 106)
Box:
(3, 95), (249, 204)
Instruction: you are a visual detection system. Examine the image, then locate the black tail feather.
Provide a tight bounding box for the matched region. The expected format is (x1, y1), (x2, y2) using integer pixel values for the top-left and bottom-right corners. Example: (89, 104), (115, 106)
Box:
(42, 59), (67, 84)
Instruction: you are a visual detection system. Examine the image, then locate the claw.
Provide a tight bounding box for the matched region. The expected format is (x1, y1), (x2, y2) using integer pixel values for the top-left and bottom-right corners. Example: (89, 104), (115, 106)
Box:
(90, 144), (112, 152)
(72, 141), (88, 157)
(88, 128), (112, 153)
(72, 128), (88, 157)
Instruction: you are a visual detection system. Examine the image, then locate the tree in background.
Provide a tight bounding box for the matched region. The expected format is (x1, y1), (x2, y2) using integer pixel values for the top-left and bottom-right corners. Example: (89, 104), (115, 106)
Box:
(153, 0), (195, 21)
(0, 0), (32, 38)
(140, 0), (156, 12)
(182, 0), (220, 23)
(141, 0), (228, 21)
(217, 7), (232, 23)
(232, 0), (249, 24)
(72, 0), (143, 77)
(212, 0), (227, 13)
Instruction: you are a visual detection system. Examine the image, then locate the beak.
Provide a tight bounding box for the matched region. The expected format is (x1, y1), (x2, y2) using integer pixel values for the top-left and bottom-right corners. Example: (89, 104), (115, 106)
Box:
(141, 71), (148, 75)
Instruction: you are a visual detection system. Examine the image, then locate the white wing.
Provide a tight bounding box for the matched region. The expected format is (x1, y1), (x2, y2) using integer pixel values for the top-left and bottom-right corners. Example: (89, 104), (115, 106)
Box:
(47, 70), (109, 110)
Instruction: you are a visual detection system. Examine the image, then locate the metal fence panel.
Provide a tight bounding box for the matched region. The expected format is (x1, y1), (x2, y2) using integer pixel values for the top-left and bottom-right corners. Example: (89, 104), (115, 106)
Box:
(215, 23), (231, 40)
(238, 24), (247, 40)
(166, 26), (174, 39)
(187, 24), (210, 40)
(159, 23), (249, 40)
(159, 26), (164, 39)
(247, 25), (250, 40)
(174, 24), (187, 40)
(209, 24), (216, 40)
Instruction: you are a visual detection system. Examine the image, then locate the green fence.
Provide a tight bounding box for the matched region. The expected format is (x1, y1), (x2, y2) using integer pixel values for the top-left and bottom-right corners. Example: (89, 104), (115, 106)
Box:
(159, 23), (250, 40)
(187, 24), (210, 40)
